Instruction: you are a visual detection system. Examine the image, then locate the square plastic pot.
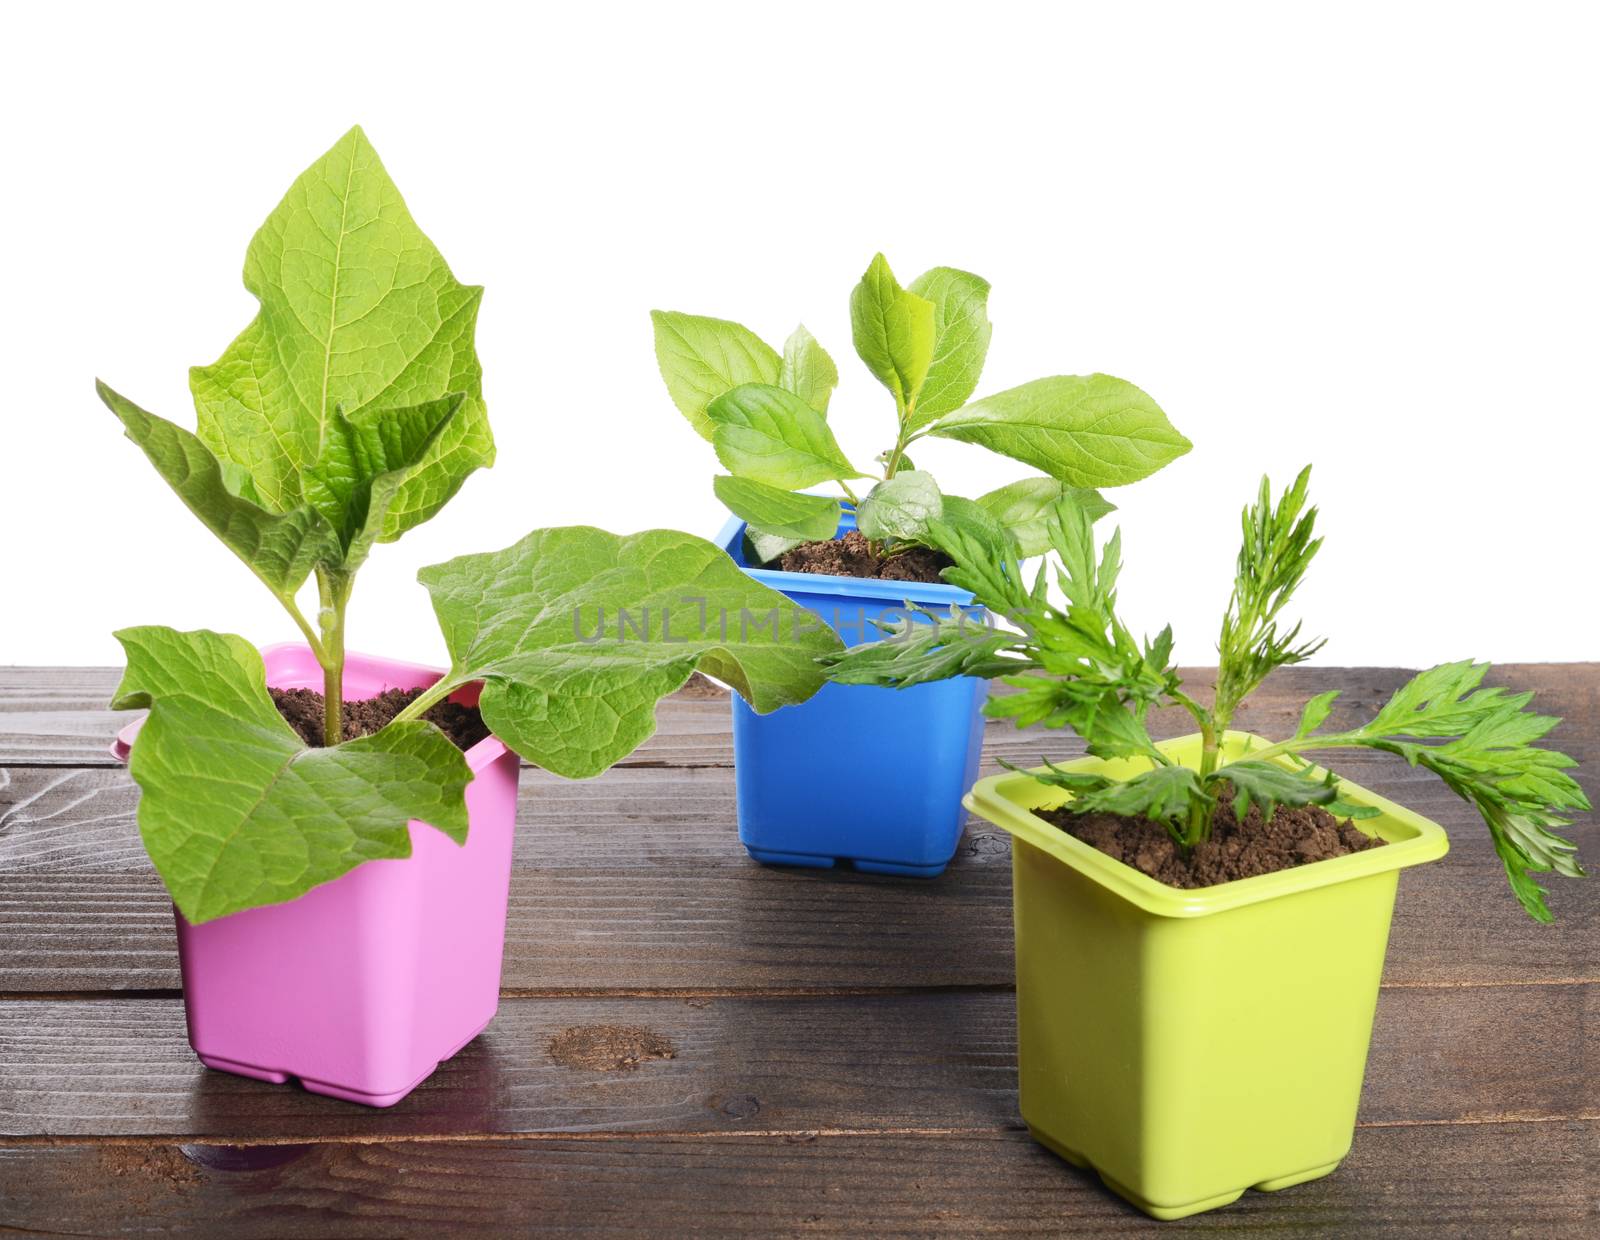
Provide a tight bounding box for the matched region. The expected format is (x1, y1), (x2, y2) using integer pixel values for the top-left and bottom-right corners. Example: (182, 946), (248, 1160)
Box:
(112, 643), (520, 1108)
(719, 513), (988, 877)
(963, 732), (1449, 1220)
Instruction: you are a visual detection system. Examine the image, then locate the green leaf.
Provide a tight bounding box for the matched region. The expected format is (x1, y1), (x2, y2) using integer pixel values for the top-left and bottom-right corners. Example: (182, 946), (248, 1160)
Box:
(926, 374), (1191, 487)
(779, 324), (839, 416)
(112, 626), (472, 924)
(417, 527), (844, 778)
(1295, 690), (1342, 738)
(189, 126), (493, 540)
(744, 525), (808, 565)
(302, 393), (466, 572)
(1214, 759), (1344, 822)
(905, 267), (991, 428)
(652, 310), (782, 440)
(974, 478), (1115, 557)
(1066, 762), (1208, 830)
(706, 383), (863, 489)
(850, 253), (935, 413)
(97, 381), (336, 597)
(856, 470), (943, 542)
(937, 495), (1015, 558)
(713, 475), (841, 542)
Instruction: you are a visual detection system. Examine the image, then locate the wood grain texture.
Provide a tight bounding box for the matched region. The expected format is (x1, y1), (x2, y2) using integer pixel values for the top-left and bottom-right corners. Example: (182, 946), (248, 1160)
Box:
(1, 987), (1593, 1140)
(0, 1122), (1595, 1238)
(1, 664), (1595, 1234)
(2, 746), (1593, 992)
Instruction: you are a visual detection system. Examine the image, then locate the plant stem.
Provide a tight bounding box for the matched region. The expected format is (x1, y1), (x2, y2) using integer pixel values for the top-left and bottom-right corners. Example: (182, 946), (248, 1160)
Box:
(276, 594), (327, 664)
(838, 480), (861, 506)
(315, 566), (353, 748)
(391, 675), (463, 725)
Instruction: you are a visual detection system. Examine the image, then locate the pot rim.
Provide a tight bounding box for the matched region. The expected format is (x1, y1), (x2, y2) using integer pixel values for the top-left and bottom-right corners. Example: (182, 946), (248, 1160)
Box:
(716, 513), (978, 606)
(110, 643), (508, 774)
(965, 730), (1449, 918)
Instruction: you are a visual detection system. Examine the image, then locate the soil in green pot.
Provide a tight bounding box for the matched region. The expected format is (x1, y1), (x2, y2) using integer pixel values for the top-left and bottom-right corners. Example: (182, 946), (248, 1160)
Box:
(1038, 789), (1387, 887)
(271, 687), (489, 752)
(774, 530), (952, 583)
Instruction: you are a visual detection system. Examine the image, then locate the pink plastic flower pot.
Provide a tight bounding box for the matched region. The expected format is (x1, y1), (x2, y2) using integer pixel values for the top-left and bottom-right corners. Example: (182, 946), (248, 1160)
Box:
(112, 643), (520, 1108)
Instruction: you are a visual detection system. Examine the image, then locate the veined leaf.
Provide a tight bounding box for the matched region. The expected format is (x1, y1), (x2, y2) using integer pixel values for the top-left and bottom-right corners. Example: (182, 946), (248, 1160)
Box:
(936, 495), (1015, 560)
(112, 626), (472, 924)
(850, 253), (935, 413)
(779, 324), (839, 416)
(706, 383), (863, 489)
(856, 470), (943, 542)
(303, 393), (465, 572)
(1214, 759), (1346, 822)
(1295, 690), (1341, 738)
(1067, 762), (1207, 830)
(745, 525), (809, 565)
(190, 126), (493, 539)
(905, 267), (991, 428)
(713, 475), (841, 542)
(417, 527), (843, 778)
(927, 374), (1190, 487)
(97, 381), (336, 597)
(652, 310), (782, 440)
(975, 477), (1115, 557)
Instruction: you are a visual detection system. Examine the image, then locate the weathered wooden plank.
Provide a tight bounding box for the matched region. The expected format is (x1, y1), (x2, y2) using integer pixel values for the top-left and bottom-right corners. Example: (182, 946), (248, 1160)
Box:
(0, 667), (738, 768)
(9, 662), (1595, 769)
(0, 1121), (1595, 1238)
(1, 987), (1593, 1140)
(2, 751), (1592, 992)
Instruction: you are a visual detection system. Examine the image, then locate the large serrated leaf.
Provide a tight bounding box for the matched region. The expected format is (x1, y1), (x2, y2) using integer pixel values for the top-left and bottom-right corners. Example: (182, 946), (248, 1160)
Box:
(189, 125), (492, 539)
(112, 626), (472, 924)
(905, 267), (991, 428)
(97, 381), (336, 597)
(302, 393), (465, 572)
(927, 374), (1191, 487)
(417, 527), (843, 778)
(651, 311), (782, 440)
(706, 383), (863, 489)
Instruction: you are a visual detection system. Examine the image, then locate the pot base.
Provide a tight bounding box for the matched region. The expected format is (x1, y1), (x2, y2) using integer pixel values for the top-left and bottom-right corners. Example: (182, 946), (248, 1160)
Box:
(196, 1018), (490, 1108)
(744, 845), (953, 879)
(1028, 1125), (1341, 1220)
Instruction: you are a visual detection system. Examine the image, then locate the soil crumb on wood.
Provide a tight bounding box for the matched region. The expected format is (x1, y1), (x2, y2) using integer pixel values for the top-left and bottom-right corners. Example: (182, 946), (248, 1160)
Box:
(547, 1024), (677, 1072)
(675, 671), (728, 699)
(1039, 791), (1386, 887)
(775, 530), (952, 584)
(271, 686), (489, 753)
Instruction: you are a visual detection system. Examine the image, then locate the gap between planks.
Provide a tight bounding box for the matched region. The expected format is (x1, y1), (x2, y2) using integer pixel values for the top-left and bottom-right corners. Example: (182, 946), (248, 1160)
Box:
(2, 972), (1595, 1004)
(5, 1114), (1597, 1151)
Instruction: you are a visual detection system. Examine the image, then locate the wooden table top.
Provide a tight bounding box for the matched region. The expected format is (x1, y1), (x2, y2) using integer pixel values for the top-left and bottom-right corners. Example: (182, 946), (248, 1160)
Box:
(1, 663), (1595, 1236)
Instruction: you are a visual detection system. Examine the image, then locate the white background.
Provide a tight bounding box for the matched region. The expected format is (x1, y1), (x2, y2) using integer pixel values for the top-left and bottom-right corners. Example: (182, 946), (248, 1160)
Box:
(3, 1), (1595, 668)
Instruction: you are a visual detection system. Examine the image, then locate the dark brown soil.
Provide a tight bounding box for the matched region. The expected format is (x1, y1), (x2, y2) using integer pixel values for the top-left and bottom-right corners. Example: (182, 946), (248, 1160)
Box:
(546, 1024), (677, 1072)
(775, 529), (952, 583)
(271, 686), (490, 753)
(1039, 791), (1386, 887)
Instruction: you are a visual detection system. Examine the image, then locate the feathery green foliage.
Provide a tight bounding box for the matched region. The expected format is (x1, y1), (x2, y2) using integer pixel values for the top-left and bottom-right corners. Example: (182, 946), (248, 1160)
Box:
(822, 469), (1588, 920)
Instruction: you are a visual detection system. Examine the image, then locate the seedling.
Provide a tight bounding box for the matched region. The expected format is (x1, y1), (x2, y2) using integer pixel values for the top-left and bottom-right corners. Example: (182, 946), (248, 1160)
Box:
(652, 256), (1190, 563)
(824, 467), (1588, 920)
(99, 127), (839, 924)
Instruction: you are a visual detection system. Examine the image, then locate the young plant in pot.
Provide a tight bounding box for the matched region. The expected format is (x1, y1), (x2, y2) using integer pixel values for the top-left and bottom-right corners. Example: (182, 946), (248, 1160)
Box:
(650, 258), (1190, 875)
(97, 127), (840, 1108)
(823, 467), (1587, 1218)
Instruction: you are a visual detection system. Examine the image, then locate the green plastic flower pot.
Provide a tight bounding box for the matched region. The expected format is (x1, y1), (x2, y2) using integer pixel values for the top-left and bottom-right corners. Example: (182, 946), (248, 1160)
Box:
(964, 731), (1449, 1220)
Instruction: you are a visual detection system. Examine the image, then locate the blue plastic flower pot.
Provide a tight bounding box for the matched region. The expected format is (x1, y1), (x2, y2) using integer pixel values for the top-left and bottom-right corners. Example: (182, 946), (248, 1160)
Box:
(718, 512), (989, 877)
